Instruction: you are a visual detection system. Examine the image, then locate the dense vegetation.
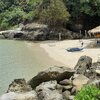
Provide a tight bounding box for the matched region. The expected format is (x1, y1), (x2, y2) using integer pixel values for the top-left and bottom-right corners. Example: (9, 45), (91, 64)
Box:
(0, 0), (100, 30)
(75, 85), (100, 100)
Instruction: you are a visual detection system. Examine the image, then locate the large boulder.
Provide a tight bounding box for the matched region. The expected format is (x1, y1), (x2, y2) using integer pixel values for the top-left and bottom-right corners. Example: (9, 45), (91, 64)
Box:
(22, 23), (80, 40)
(74, 56), (92, 75)
(74, 56), (100, 79)
(73, 74), (89, 91)
(0, 79), (38, 100)
(36, 81), (65, 100)
(0, 91), (38, 100)
(2, 31), (14, 39)
(0, 22), (81, 40)
(1, 30), (27, 39)
(7, 79), (32, 93)
(28, 66), (75, 89)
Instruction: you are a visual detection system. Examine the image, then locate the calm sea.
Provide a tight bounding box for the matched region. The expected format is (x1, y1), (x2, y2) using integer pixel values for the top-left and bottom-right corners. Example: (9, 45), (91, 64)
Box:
(0, 40), (59, 95)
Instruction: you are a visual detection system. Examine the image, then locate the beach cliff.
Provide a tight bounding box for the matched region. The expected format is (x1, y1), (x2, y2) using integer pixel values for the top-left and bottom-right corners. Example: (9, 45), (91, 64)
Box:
(0, 23), (85, 41)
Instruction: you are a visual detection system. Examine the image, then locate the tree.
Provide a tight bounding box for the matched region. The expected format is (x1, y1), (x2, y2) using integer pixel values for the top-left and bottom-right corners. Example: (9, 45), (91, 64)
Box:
(64, 0), (100, 18)
(37, 0), (70, 27)
(0, 0), (35, 29)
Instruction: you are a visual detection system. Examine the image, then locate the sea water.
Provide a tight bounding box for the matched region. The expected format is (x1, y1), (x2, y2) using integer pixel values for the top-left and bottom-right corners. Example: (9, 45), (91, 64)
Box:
(0, 40), (58, 95)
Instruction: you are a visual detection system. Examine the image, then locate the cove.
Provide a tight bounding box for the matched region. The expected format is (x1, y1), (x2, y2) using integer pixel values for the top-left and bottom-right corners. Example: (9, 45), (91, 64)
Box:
(0, 40), (59, 95)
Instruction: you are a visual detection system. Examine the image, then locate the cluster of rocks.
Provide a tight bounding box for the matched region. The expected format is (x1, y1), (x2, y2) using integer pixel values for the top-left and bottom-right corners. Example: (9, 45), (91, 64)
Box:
(0, 23), (82, 41)
(0, 55), (100, 100)
(75, 56), (100, 80)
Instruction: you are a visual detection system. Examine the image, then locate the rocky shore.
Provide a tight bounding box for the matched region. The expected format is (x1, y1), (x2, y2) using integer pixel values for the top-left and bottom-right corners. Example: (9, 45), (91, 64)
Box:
(0, 55), (100, 100)
(0, 23), (83, 41)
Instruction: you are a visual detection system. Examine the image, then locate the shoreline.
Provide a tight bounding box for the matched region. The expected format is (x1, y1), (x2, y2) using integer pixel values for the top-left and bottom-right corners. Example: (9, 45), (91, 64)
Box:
(4, 39), (99, 69)
(40, 39), (100, 69)
(31, 41), (65, 68)
(0, 39), (64, 96)
(0, 38), (100, 69)
(0, 39), (100, 98)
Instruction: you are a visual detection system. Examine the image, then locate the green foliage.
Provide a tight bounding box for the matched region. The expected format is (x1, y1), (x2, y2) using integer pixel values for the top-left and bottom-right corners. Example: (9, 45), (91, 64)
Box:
(38, 0), (70, 26)
(75, 85), (100, 100)
(0, 0), (37, 30)
(0, 0), (70, 29)
(0, 8), (24, 29)
(0, 20), (9, 30)
(3, 0), (100, 29)
(29, 0), (43, 5)
(0, 0), (100, 30)
(64, 0), (100, 18)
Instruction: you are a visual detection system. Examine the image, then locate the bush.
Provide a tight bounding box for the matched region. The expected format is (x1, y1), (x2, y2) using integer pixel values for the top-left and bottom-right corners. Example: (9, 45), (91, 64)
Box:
(0, 19), (9, 30)
(75, 85), (100, 100)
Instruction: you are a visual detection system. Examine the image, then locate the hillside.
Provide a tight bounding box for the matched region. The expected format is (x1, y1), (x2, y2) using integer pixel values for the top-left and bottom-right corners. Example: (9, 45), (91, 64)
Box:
(0, 0), (100, 36)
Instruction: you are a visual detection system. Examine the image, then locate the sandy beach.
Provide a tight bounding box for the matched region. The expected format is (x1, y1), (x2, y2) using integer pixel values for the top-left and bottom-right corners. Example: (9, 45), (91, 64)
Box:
(40, 39), (100, 69)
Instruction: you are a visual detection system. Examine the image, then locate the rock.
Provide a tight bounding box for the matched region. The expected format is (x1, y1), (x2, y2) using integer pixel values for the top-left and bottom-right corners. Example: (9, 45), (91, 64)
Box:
(72, 74), (80, 79)
(68, 95), (75, 100)
(36, 80), (65, 100)
(1, 79), (38, 100)
(0, 91), (38, 100)
(88, 80), (100, 88)
(62, 85), (73, 91)
(15, 23), (83, 40)
(28, 66), (75, 89)
(85, 62), (100, 79)
(63, 90), (71, 99)
(73, 74), (89, 91)
(59, 79), (72, 85)
(0, 34), (5, 39)
(22, 23), (48, 31)
(0, 22), (81, 41)
(7, 79), (32, 93)
(56, 84), (63, 93)
(4, 32), (15, 39)
(0, 30), (28, 39)
(71, 87), (77, 95)
(74, 56), (92, 75)
(95, 69), (100, 75)
(95, 63), (100, 75)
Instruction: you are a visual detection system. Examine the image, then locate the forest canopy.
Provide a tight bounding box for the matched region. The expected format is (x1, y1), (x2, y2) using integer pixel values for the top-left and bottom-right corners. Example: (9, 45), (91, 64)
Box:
(0, 0), (100, 30)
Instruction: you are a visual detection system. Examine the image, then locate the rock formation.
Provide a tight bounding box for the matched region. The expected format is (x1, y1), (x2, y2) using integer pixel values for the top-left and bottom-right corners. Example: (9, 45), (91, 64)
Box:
(0, 55), (100, 100)
(7, 79), (32, 93)
(35, 81), (64, 100)
(28, 66), (75, 89)
(0, 23), (81, 40)
(0, 79), (38, 100)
